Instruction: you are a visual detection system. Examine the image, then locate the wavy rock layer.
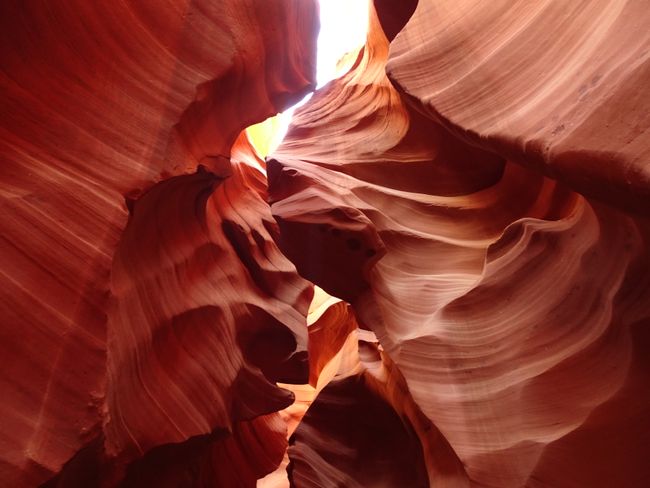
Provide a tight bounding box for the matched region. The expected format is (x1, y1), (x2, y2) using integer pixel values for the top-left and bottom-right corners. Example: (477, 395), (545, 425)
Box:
(387, 0), (650, 213)
(44, 413), (287, 488)
(289, 373), (429, 488)
(286, 301), (467, 488)
(2, 0), (650, 486)
(119, 413), (288, 488)
(0, 1), (316, 485)
(106, 143), (312, 459)
(269, 5), (650, 487)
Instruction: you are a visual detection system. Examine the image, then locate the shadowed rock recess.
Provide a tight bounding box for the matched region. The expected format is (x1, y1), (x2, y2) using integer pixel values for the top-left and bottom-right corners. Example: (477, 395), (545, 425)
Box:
(1, 1), (648, 487)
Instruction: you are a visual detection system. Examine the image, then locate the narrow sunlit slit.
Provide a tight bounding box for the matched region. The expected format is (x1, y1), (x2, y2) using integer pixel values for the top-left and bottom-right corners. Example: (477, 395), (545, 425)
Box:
(247, 0), (370, 160)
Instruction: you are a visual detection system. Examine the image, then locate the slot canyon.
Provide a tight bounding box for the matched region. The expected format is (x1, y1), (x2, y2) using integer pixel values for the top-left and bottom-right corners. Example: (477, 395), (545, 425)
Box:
(0, 0), (649, 487)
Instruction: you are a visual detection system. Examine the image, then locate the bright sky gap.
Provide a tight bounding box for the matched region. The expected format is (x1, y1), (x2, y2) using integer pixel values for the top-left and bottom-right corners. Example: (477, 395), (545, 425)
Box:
(247, 0), (370, 159)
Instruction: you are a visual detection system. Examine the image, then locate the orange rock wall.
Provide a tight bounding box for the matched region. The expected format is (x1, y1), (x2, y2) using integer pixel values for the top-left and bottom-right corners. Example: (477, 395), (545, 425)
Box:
(1, 1), (649, 487)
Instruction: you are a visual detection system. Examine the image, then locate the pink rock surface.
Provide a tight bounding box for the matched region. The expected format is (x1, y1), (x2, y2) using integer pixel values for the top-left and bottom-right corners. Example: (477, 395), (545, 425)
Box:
(269, 4), (650, 486)
(2, 0), (649, 486)
(387, 0), (650, 213)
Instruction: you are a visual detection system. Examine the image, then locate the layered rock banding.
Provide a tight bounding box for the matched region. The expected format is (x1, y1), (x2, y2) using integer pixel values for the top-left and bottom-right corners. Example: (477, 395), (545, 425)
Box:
(1, 0), (649, 487)
(269, 3), (650, 487)
(386, 0), (650, 214)
(0, 1), (316, 485)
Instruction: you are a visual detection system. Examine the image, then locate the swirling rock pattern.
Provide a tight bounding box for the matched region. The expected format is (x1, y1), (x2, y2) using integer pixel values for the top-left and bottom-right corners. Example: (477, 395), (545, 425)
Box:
(387, 0), (650, 213)
(289, 309), (468, 488)
(0, 0), (316, 485)
(289, 372), (429, 488)
(106, 147), (313, 458)
(269, 4), (650, 487)
(44, 413), (288, 488)
(2, 0), (650, 486)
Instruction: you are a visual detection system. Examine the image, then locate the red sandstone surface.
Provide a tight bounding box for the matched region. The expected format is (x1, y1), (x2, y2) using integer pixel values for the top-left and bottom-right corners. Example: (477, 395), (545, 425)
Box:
(1, 1), (648, 487)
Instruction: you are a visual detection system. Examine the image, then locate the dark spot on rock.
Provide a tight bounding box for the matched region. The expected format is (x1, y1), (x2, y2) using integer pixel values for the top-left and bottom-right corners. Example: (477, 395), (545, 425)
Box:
(331, 228), (341, 237)
(125, 196), (135, 213)
(346, 238), (361, 251)
(365, 249), (377, 258)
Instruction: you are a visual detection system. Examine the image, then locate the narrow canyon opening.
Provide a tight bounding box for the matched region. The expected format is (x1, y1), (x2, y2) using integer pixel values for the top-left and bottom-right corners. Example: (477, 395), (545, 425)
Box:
(247, 0), (370, 160)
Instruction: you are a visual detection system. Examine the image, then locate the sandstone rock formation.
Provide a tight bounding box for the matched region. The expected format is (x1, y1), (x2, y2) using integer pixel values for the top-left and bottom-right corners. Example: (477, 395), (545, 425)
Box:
(0, 1), (316, 485)
(1, 0), (649, 487)
(387, 0), (650, 213)
(269, 3), (650, 487)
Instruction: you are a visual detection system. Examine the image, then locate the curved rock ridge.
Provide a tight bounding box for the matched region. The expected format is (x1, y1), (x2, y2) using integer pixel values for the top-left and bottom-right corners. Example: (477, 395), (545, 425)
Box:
(0, 1), (317, 484)
(386, 0), (650, 213)
(262, 289), (438, 488)
(307, 300), (358, 387)
(288, 373), (430, 488)
(118, 413), (288, 488)
(269, 4), (650, 487)
(38, 137), (313, 487)
(258, 292), (365, 488)
(43, 413), (288, 488)
(106, 139), (313, 459)
(287, 303), (466, 488)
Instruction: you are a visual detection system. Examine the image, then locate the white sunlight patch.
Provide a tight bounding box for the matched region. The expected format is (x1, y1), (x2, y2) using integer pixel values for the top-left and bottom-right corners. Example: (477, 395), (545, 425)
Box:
(247, 0), (370, 159)
(316, 0), (370, 88)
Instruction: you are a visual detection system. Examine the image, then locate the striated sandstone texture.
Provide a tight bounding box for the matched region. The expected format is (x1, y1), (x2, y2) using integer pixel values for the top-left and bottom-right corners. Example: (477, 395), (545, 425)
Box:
(0, 1), (316, 486)
(1, 0), (649, 487)
(269, 2), (650, 487)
